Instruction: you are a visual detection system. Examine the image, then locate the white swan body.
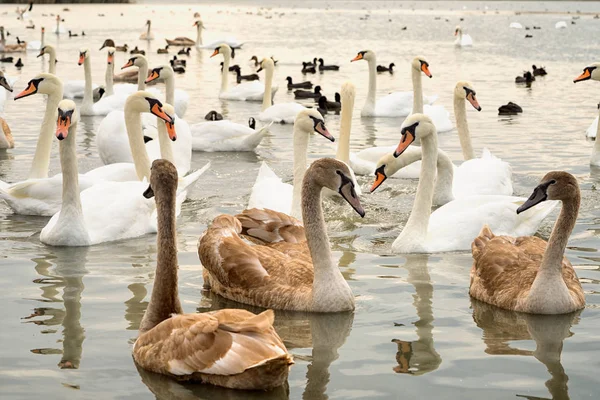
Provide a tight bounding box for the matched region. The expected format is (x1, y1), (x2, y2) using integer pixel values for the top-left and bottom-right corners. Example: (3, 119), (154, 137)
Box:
(247, 161), (293, 214)
(454, 26), (473, 46)
(555, 21), (567, 29)
(201, 39), (243, 49)
(256, 57), (305, 123)
(0, 73), (18, 114)
(351, 50), (437, 117)
(212, 44), (277, 102)
(190, 120), (271, 152)
(140, 20), (154, 40)
(53, 16), (67, 34)
(509, 22), (523, 29)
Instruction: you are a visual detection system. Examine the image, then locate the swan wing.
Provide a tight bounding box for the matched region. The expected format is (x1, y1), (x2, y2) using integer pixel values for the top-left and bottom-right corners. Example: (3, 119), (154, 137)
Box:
(191, 120), (269, 152)
(247, 162), (292, 214)
(424, 104), (453, 133)
(453, 149), (513, 197)
(258, 103), (305, 124)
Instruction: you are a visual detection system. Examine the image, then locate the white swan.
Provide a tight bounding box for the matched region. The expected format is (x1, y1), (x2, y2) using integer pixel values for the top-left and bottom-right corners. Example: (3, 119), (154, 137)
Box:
(454, 26), (473, 46)
(140, 20), (154, 40)
(573, 63), (600, 165)
(54, 45), (99, 100)
(377, 114), (556, 253)
(509, 22), (523, 29)
(0, 71), (17, 114)
(555, 21), (567, 29)
(257, 58), (305, 123)
(350, 50), (437, 117)
(145, 64), (188, 118)
(212, 44), (277, 101)
(26, 26), (44, 50)
(38, 45), (57, 74)
(53, 15), (67, 34)
(190, 119), (271, 152)
(247, 109), (335, 220)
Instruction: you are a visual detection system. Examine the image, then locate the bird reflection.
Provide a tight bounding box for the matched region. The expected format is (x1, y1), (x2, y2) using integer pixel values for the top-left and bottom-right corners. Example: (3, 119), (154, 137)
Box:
(471, 299), (580, 400)
(24, 247), (89, 369)
(391, 254), (442, 375)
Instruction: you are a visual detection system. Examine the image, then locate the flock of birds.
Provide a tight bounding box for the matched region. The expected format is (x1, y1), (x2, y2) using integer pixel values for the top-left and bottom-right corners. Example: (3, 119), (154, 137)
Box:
(1, 5), (600, 393)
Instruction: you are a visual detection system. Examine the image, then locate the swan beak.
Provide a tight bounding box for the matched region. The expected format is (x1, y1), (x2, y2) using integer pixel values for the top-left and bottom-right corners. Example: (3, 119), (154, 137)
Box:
(574, 68), (591, 83)
(150, 104), (173, 123)
(0, 78), (12, 92)
(143, 184), (154, 199)
(351, 54), (363, 62)
(210, 49), (219, 58)
(516, 181), (552, 214)
(107, 54), (114, 65)
(55, 117), (70, 140)
(36, 49), (44, 58)
(370, 166), (387, 193)
(121, 59), (134, 69)
(314, 121), (335, 142)
(78, 54), (85, 66)
(340, 181), (365, 218)
(166, 121), (177, 141)
(145, 70), (159, 83)
(467, 93), (482, 111)
(14, 82), (37, 100)
(421, 63), (432, 78)
(393, 131), (415, 158)
(256, 66), (263, 73)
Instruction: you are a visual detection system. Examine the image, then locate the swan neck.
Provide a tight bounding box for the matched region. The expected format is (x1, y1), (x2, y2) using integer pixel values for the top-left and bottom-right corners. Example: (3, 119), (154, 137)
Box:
(137, 61), (148, 91)
(157, 118), (174, 164)
(165, 75), (174, 105)
(82, 56), (93, 109)
(58, 120), (84, 220)
(41, 29), (44, 47)
(454, 96), (475, 160)
(539, 197), (579, 278)
(196, 23), (202, 46)
(48, 49), (56, 74)
(124, 106), (151, 181)
(412, 67), (423, 113)
(220, 53), (230, 93)
(29, 89), (63, 179)
(139, 185), (182, 333)
(365, 58), (377, 112)
(105, 60), (114, 96)
(336, 91), (354, 163)
(291, 124), (309, 220)
(261, 66), (273, 111)
(433, 149), (455, 204)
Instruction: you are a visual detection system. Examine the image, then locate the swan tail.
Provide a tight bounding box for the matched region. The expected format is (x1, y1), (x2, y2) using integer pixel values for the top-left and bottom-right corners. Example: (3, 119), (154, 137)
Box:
(243, 122), (271, 150)
(178, 162), (211, 194)
(472, 224), (495, 262)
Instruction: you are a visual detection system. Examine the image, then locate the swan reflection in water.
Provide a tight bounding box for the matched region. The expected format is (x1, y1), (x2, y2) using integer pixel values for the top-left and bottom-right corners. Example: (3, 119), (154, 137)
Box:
(390, 255), (442, 375)
(471, 299), (580, 400)
(23, 247), (89, 369)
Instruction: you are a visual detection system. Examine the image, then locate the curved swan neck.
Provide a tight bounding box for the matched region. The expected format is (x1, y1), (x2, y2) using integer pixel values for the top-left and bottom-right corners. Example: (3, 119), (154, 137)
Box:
(29, 88), (63, 179)
(196, 22), (202, 46)
(137, 60), (148, 91)
(261, 65), (273, 111)
(364, 57), (377, 113)
(412, 67), (423, 113)
(433, 149), (455, 205)
(291, 125), (310, 220)
(157, 119), (174, 163)
(336, 89), (355, 163)
(105, 60), (114, 96)
(146, 22), (151, 36)
(82, 55), (93, 111)
(41, 28), (45, 48)
(540, 197), (579, 277)
(164, 75), (174, 105)
(124, 107), (151, 181)
(139, 183), (182, 333)
(454, 95), (475, 160)
(220, 52), (230, 93)
(47, 48), (56, 74)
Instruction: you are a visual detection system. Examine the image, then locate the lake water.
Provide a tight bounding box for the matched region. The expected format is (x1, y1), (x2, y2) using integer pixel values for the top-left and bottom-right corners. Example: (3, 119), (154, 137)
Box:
(1, 1), (600, 399)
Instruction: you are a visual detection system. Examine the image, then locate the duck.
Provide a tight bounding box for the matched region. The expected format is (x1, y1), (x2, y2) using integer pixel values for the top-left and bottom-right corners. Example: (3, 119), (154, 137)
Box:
(498, 101), (523, 115)
(250, 55), (260, 67)
(0, 27), (26, 53)
(157, 45), (169, 54)
(14, 58), (23, 68)
(198, 158), (364, 312)
(220, 61), (238, 72)
(26, 26), (44, 50)
(454, 25), (473, 46)
(377, 62), (395, 73)
(574, 63), (600, 164)
(170, 55), (186, 68)
(470, 171), (585, 314)
(371, 113), (556, 253)
(68, 30), (78, 37)
(317, 96), (329, 116)
(515, 71), (535, 84)
(301, 62), (316, 74)
(99, 39), (127, 52)
(351, 51), (437, 117)
(165, 20), (201, 46)
(211, 44), (277, 102)
(140, 20), (154, 40)
(134, 159), (292, 390)
(294, 85), (321, 99)
(257, 58), (306, 124)
(318, 58), (339, 71)
(248, 109), (335, 219)
(232, 65), (259, 83)
(532, 65), (547, 76)
(304, 57), (317, 67)
(130, 46), (146, 55)
(325, 92), (341, 110)
(177, 47), (190, 56)
(204, 110), (223, 121)
(0, 57), (13, 63)
(286, 76), (312, 89)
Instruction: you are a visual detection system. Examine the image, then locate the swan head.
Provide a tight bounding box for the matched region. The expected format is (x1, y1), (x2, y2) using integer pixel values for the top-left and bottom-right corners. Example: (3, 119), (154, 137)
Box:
(454, 81), (481, 111)
(306, 158), (365, 218)
(393, 113), (434, 157)
(211, 43), (232, 58)
(105, 47), (115, 65)
(78, 48), (90, 66)
(122, 54), (147, 70)
(145, 20), (151, 26)
(351, 50), (375, 63)
(160, 103), (177, 141)
(14, 73), (61, 100)
(145, 65), (174, 84)
(256, 57), (274, 73)
(193, 20), (203, 28)
(125, 91), (173, 123)
(99, 38), (115, 50)
(37, 44), (55, 58)
(574, 63), (600, 83)
(0, 71), (12, 92)
(295, 109), (335, 142)
(370, 153), (398, 193)
(517, 171), (578, 214)
(454, 25), (462, 35)
(412, 56), (432, 78)
(144, 159), (178, 200)
(55, 99), (78, 141)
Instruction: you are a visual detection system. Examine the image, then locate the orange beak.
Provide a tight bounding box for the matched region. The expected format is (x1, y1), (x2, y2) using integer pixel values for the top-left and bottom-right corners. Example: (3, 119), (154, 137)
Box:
(14, 82), (37, 100)
(56, 117), (70, 140)
(210, 49), (219, 58)
(351, 53), (363, 62)
(107, 54), (114, 65)
(393, 131), (416, 158)
(370, 169), (387, 193)
(78, 54), (85, 66)
(165, 121), (177, 141)
(121, 59), (134, 69)
(150, 104), (173, 123)
(574, 69), (591, 83)
(421, 63), (432, 78)
(467, 93), (482, 111)
(145, 70), (159, 84)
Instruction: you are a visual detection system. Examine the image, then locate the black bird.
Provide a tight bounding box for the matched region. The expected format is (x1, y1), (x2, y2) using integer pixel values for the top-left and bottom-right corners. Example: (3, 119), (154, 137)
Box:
(301, 62), (316, 74)
(532, 65), (547, 76)
(205, 110), (223, 121)
(498, 102), (523, 115)
(14, 58), (23, 68)
(157, 45), (169, 54)
(170, 56), (186, 68)
(81, 31), (85, 36)
(286, 76), (312, 89)
(317, 96), (328, 116)
(515, 71), (535, 84)
(325, 93), (341, 110)
(0, 57), (13, 63)
(318, 58), (339, 71)
(248, 117), (256, 129)
(233, 66), (259, 83)
(525, 34), (533, 38)
(172, 64), (185, 74)
(178, 47), (191, 56)
(68, 30), (78, 37)
(377, 63), (395, 73)
(130, 46), (145, 55)
(220, 62), (239, 72)
(303, 57), (317, 67)
(294, 85), (321, 99)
